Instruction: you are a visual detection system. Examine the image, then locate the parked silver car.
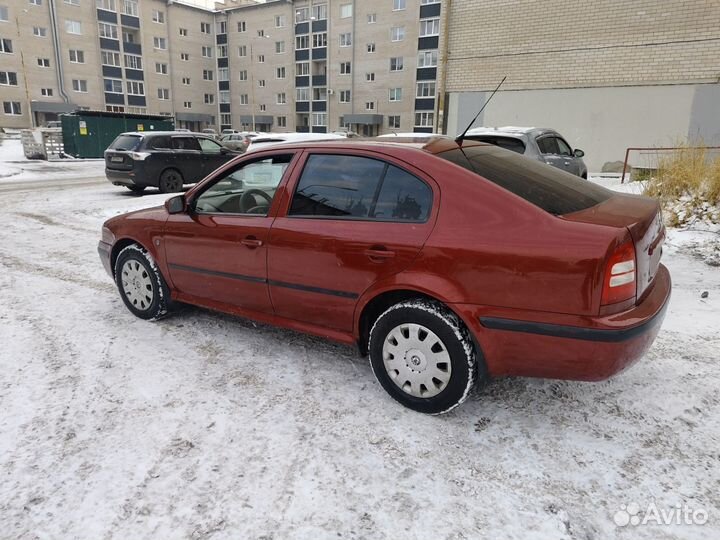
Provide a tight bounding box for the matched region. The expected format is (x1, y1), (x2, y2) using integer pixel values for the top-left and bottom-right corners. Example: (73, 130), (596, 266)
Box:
(464, 126), (588, 178)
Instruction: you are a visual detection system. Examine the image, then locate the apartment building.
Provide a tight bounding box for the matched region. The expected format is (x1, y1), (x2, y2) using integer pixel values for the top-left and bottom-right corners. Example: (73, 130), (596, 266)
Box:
(0, 0), (444, 134)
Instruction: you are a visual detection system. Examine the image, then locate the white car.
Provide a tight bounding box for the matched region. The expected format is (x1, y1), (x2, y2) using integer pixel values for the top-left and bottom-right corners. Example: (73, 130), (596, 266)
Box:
(246, 132), (345, 152)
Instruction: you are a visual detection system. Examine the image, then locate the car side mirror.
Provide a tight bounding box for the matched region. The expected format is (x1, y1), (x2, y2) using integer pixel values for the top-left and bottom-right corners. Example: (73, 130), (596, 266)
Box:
(165, 195), (186, 214)
(573, 148), (585, 158)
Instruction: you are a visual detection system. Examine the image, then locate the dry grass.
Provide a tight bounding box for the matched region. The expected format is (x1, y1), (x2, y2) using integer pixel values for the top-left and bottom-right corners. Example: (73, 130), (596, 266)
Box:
(644, 144), (720, 205)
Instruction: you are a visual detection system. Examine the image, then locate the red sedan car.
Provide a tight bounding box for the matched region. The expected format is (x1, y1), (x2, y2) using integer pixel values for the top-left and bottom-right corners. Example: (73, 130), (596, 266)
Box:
(98, 138), (670, 414)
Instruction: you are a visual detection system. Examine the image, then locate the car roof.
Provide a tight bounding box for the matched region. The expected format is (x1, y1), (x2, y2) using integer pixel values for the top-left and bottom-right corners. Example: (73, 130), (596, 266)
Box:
(117, 131), (213, 137)
(465, 126), (559, 137)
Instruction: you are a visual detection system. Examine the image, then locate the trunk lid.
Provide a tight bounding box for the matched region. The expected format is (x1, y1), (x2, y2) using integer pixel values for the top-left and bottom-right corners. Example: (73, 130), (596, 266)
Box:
(562, 193), (664, 301)
(104, 134), (143, 171)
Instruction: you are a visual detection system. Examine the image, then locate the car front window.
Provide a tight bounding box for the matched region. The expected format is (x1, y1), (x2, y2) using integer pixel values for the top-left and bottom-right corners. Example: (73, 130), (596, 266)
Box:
(199, 138), (222, 153)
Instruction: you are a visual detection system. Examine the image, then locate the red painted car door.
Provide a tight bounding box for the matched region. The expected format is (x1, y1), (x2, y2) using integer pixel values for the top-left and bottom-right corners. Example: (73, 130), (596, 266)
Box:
(267, 150), (438, 332)
(163, 152), (298, 314)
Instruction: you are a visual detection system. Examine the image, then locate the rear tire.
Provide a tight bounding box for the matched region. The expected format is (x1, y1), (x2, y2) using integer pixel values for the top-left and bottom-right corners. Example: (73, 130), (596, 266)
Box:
(369, 299), (480, 414)
(159, 169), (184, 193)
(115, 244), (171, 321)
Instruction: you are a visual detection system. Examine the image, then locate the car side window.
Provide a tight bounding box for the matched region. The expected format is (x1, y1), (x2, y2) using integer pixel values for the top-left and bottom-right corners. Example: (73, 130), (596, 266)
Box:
(289, 154), (432, 222)
(199, 138), (223, 154)
(536, 136), (559, 155)
(555, 137), (573, 157)
(193, 154), (294, 215)
(172, 136), (201, 151)
(148, 136), (171, 150)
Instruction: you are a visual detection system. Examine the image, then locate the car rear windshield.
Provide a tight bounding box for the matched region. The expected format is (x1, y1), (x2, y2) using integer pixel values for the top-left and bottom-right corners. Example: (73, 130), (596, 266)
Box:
(436, 144), (611, 215)
(465, 135), (526, 154)
(109, 135), (142, 151)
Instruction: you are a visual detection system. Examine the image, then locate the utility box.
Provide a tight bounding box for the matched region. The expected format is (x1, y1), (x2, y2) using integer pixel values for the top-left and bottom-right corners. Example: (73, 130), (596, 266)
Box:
(61, 111), (175, 158)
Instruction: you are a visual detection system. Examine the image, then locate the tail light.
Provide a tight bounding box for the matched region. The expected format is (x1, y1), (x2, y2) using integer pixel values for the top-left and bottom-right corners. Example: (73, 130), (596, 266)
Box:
(130, 152), (151, 161)
(601, 237), (637, 306)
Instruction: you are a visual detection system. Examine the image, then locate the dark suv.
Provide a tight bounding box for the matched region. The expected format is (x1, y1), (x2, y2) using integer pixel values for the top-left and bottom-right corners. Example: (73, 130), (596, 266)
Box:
(104, 131), (240, 193)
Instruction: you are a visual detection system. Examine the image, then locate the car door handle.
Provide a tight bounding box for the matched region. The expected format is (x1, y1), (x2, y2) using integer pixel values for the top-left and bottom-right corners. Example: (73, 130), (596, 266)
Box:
(364, 248), (395, 261)
(241, 236), (263, 248)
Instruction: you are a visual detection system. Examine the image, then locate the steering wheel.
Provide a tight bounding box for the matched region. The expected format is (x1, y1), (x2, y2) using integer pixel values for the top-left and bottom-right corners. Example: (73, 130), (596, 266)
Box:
(240, 189), (273, 213)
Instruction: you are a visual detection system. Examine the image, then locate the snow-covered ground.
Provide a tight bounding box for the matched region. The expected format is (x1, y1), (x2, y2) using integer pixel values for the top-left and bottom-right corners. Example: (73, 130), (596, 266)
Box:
(0, 160), (718, 539)
(0, 138), (105, 183)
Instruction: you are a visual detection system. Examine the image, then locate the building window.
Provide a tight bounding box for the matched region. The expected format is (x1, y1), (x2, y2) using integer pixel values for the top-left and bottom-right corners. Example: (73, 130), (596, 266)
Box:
(204, 93), (215, 104)
(0, 6), (7, 20)
(217, 44), (227, 57)
(365, 102), (375, 111)
(277, 116), (287, 127)
(101, 50), (120, 66)
(179, 28), (187, 36)
(69, 49), (84, 63)
(37, 58), (50, 68)
(415, 112), (434, 127)
(3, 101), (21, 115)
(296, 62), (309, 76)
(312, 113), (327, 126)
(216, 68), (227, 81)
(312, 33), (327, 48)
(121, 0), (137, 17)
(275, 41), (285, 54)
(240, 94), (248, 105)
(237, 21), (246, 32)
(391, 26), (404, 42)
(313, 87), (327, 100)
(275, 15), (286, 27)
(388, 115), (401, 129)
(106, 105), (124, 113)
(96, 0), (115, 11)
(221, 113), (232, 125)
(366, 72), (375, 82)
(0, 38), (12, 54)
(311, 4), (327, 21)
(259, 104), (266, 112)
(257, 54), (265, 63)
(417, 81), (436, 97)
(98, 22), (118, 39)
(295, 7), (309, 23)
(124, 54), (142, 70)
(182, 77), (190, 85)
(0, 71), (18, 86)
(202, 46), (213, 58)
(276, 67), (286, 79)
(65, 20), (82, 34)
(419, 18), (440, 37)
(72, 79), (87, 93)
(201, 22), (211, 34)
(103, 78), (122, 93)
(390, 57), (403, 72)
(157, 88), (170, 100)
(238, 70), (247, 81)
(126, 81), (144, 95)
(421, 0), (440, 3)
(367, 13), (376, 24)
(277, 92), (286, 105)
(33, 27), (47, 37)
(216, 20), (226, 34)
(202, 70), (213, 80)
(41, 88), (53, 97)
(296, 88), (309, 101)
(258, 80), (265, 88)
(295, 36), (309, 50)
(389, 88), (402, 102)
(340, 3), (352, 18)
(340, 61), (351, 75)
(339, 90), (350, 103)
(418, 50), (438, 68)
(367, 42), (375, 53)
(180, 52), (189, 61)
(154, 37), (167, 50)
(29, 0), (42, 5)
(184, 101), (192, 109)
(339, 33), (352, 47)
(65, 0), (80, 5)
(393, 0), (406, 10)
(238, 45), (247, 57)
(152, 9), (164, 23)
(156, 62), (168, 74)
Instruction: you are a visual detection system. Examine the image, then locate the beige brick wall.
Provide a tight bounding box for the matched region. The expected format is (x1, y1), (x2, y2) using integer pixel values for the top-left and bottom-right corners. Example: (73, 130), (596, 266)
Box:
(445, 0), (720, 92)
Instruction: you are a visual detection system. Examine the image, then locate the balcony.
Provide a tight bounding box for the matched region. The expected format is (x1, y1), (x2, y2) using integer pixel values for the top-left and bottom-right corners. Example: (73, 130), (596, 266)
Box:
(120, 14), (140, 28)
(123, 42), (141, 55)
(295, 75), (309, 87)
(296, 101), (310, 113)
(311, 74), (326, 87)
(311, 101), (326, 112)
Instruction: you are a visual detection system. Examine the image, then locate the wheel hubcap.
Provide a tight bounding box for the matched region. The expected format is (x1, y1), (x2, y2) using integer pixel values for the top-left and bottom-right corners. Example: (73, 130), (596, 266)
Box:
(382, 323), (452, 398)
(120, 260), (154, 311)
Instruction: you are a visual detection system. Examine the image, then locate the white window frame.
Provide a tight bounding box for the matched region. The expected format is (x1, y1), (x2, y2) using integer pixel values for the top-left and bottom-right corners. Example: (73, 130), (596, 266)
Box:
(419, 18), (440, 37)
(103, 78), (122, 93)
(339, 33), (352, 47)
(389, 88), (402, 102)
(125, 80), (144, 96)
(390, 26), (404, 42)
(415, 112), (434, 127)
(65, 20), (82, 35)
(418, 50), (438, 68)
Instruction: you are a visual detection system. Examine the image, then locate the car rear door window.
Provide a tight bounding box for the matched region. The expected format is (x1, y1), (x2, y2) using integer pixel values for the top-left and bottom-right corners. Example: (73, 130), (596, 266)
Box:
(436, 144), (610, 215)
(172, 136), (201, 151)
(199, 138), (223, 153)
(289, 154), (431, 221)
(148, 136), (171, 149)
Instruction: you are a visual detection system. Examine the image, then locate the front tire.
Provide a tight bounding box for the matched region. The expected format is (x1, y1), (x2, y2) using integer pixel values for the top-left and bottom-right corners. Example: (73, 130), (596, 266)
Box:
(369, 299), (479, 414)
(159, 168), (184, 193)
(114, 244), (171, 320)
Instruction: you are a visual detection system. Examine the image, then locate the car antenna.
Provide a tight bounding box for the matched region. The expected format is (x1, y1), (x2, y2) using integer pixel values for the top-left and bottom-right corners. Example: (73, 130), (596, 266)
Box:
(455, 75), (507, 145)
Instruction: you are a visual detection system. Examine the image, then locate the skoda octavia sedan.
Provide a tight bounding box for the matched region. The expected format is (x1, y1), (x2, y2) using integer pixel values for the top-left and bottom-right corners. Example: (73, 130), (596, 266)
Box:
(98, 138), (670, 414)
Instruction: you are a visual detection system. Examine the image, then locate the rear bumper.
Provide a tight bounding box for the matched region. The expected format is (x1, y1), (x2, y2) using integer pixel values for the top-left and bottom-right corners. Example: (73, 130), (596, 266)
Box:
(454, 264), (671, 381)
(105, 168), (138, 187)
(98, 240), (113, 278)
